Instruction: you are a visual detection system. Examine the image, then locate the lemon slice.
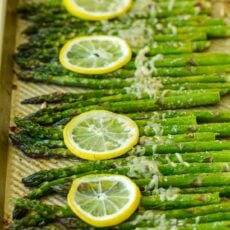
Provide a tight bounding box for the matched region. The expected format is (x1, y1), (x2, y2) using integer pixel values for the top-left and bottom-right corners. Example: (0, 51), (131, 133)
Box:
(63, 110), (139, 160)
(63, 0), (132, 21)
(68, 174), (141, 227)
(59, 35), (132, 75)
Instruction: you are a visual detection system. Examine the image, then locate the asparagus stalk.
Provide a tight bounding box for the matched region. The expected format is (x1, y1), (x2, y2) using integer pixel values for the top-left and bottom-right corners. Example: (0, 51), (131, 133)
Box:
(18, 1), (211, 22)
(135, 221), (230, 230)
(10, 131), (217, 149)
(14, 114), (230, 141)
(14, 193), (221, 216)
(141, 123), (230, 137)
(22, 150), (230, 187)
(10, 133), (65, 149)
(133, 140), (230, 156)
(135, 53), (230, 68)
(16, 41), (211, 67)
(127, 110), (230, 123)
(13, 118), (63, 140)
(26, 163), (230, 198)
(144, 202), (230, 219)
(23, 16), (224, 36)
(21, 89), (125, 104)
(49, 171), (230, 199)
(20, 89), (228, 105)
(18, 69), (230, 88)
(10, 214), (230, 230)
(125, 213), (230, 229)
(9, 214), (53, 230)
(11, 193), (220, 222)
(18, 33), (207, 57)
(28, 92), (220, 125)
(14, 115), (195, 138)
(10, 200), (230, 229)
(15, 136), (230, 159)
(155, 65), (230, 77)
(181, 186), (230, 197)
(186, 212), (230, 224)
(135, 173), (230, 189)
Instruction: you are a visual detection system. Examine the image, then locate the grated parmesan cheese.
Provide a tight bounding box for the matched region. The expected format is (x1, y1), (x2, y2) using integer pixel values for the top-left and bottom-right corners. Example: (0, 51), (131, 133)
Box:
(175, 153), (190, 167)
(117, 20), (155, 47)
(127, 156), (160, 178)
(165, 155), (177, 167)
(146, 174), (160, 192)
(144, 122), (163, 136)
(167, 23), (178, 35)
(168, 0), (175, 11)
(125, 46), (163, 99)
(128, 145), (146, 156)
(158, 187), (179, 201)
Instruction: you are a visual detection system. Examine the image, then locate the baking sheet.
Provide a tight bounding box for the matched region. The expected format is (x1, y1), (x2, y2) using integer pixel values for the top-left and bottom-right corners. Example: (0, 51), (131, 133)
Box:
(1, 0), (230, 228)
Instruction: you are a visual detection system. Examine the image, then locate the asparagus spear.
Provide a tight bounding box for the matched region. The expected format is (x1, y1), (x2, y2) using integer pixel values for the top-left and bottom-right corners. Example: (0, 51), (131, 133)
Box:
(123, 212), (230, 229)
(31, 159), (230, 197)
(20, 89), (227, 105)
(129, 53), (230, 68)
(26, 163), (230, 198)
(141, 123), (230, 137)
(181, 186), (230, 197)
(14, 113), (230, 141)
(22, 150), (230, 187)
(21, 89), (125, 104)
(14, 130), (230, 159)
(28, 92), (220, 124)
(50, 182), (230, 198)
(8, 214), (53, 230)
(186, 212), (230, 224)
(13, 118), (63, 140)
(18, 1), (211, 22)
(10, 199), (230, 229)
(25, 162), (230, 198)
(135, 221), (230, 230)
(10, 131), (217, 149)
(18, 33), (207, 55)
(27, 169), (230, 203)
(23, 16), (224, 36)
(133, 140), (230, 156)
(16, 41), (211, 67)
(127, 110), (230, 123)
(14, 193), (221, 215)
(18, 69), (230, 88)
(16, 53), (230, 75)
(10, 214), (230, 230)
(11, 193), (220, 222)
(14, 115), (195, 138)
(10, 133), (65, 149)
(136, 173), (230, 189)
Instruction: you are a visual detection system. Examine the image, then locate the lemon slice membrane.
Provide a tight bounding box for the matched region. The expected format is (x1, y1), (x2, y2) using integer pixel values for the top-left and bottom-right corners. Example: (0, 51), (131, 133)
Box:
(59, 35), (132, 74)
(64, 0), (132, 20)
(68, 174), (141, 227)
(63, 110), (139, 160)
